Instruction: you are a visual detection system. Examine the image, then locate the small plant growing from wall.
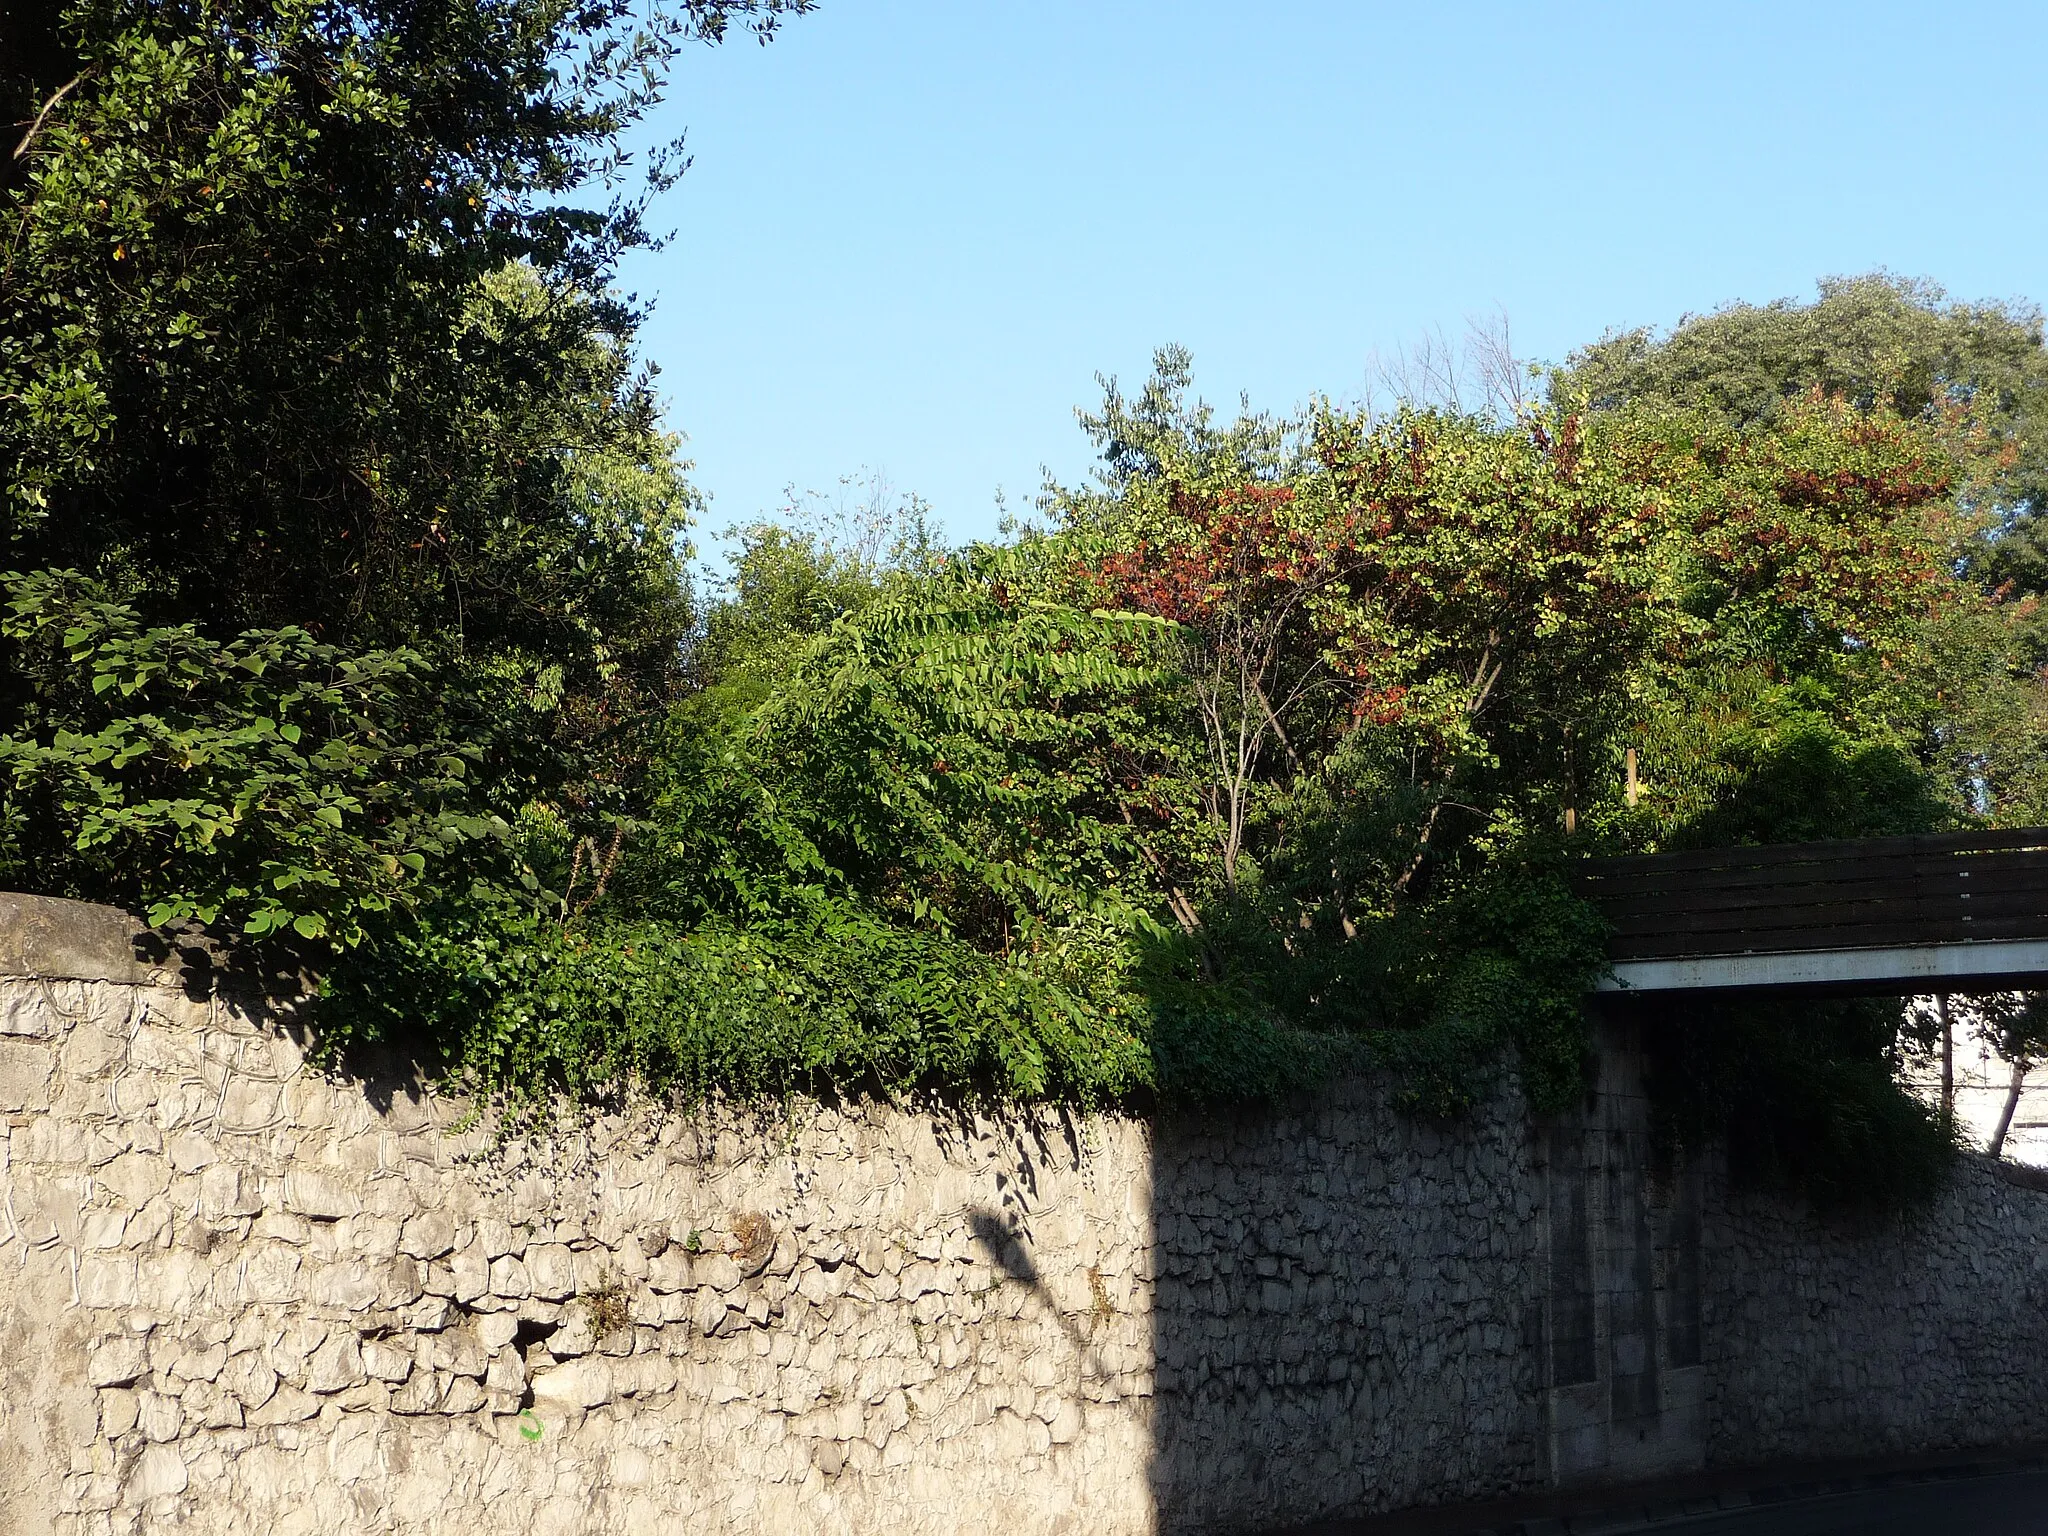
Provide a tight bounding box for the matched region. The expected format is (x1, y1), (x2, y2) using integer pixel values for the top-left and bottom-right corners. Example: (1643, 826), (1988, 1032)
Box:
(583, 1275), (631, 1339)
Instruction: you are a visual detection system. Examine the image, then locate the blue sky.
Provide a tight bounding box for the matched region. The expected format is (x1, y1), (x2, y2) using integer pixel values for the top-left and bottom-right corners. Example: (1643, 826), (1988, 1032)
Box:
(620, 1), (2048, 550)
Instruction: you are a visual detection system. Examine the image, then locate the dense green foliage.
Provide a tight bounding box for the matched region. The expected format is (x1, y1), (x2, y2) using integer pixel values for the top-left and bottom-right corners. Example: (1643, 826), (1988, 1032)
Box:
(1647, 993), (1959, 1212)
(8, 5), (2047, 1201)
(1555, 272), (2048, 514)
(0, 0), (806, 934)
(1557, 272), (2048, 671)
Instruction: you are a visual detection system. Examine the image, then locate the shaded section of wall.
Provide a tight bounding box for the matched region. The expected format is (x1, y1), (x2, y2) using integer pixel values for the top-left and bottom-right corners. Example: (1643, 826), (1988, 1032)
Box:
(1548, 1022), (1703, 1486)
(1704, 1159), (2048, 1466)
(1146, 1088), (1548, 1531)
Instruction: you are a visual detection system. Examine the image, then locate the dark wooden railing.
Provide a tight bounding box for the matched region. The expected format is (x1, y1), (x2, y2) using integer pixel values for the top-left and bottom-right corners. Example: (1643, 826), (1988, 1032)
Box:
(1573, 829), (2048, 963)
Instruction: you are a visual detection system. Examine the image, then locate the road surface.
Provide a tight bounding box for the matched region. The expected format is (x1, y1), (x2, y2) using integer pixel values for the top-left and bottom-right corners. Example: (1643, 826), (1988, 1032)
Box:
(1599, 1470), (2048, 1535)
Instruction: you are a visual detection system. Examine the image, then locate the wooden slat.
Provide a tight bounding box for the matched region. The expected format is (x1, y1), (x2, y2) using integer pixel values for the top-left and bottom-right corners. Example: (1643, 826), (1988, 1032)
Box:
(1577, 828), (2048, 965)
(1608, 915), (2048, 961)
(1600, 881), (2048, 931)
(1574, 850), (2048, 901)
(1591, 873), (2000, 918)
(1584, 827), (2048, 877)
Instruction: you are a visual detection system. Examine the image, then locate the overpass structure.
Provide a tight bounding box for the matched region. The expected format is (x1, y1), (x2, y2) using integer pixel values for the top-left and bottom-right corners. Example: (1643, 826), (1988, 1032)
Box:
(1573, 829), (2048, 995)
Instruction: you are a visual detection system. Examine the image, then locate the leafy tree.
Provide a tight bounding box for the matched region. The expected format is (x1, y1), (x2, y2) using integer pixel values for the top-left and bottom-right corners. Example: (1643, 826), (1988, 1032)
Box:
(330, 549), (1188, 1106)
(0, 0), (807, 936)
(1556, 273), (2048, 678)
(1971, 991), (2048, 1160)
(1555, 272), (2048, 515)
(1027, 348), (2003, 1118)
(0, 570), (496, 944)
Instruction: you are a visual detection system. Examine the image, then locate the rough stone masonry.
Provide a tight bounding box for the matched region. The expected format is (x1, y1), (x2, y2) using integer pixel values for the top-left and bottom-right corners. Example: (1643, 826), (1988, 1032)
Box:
(2, 892), (2046, 1535)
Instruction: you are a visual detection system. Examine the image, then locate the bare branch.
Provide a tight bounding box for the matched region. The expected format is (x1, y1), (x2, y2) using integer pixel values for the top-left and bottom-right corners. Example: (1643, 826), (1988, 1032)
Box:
(13, 74), (84, 163)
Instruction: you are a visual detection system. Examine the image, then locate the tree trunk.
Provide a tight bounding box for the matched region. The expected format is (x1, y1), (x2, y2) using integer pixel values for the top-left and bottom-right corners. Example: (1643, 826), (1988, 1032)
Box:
(1938, 993), (1954, 1124)
(1989, 1057), (2028, 1161)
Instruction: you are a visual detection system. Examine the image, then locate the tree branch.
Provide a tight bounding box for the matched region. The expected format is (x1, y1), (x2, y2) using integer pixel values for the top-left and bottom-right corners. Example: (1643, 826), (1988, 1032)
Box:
(13, 74), (84, 163)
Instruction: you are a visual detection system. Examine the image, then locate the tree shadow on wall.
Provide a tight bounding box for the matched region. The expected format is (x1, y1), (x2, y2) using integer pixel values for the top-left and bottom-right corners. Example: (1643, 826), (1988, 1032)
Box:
(128, 913), (438, 1122)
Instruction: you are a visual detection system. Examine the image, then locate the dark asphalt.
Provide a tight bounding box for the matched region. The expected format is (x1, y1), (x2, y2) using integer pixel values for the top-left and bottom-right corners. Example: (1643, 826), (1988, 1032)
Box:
(1639, 1470), (2048, 1535)
(1301, 1454), (2048, 1536)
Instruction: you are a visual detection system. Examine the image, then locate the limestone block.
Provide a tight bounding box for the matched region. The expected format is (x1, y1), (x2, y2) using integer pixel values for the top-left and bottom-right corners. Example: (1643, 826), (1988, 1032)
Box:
(532, 1358), (613, 1410)
(88, 1337), (149, 1389)
(123, 1444), (188, 1503)
(405, 1297), (454, 1333)
(442, 1376), (487, 1415)
(489, 1254), (532, 1299)
(695, 1252), (741, 1293)
(61, 1020), (127, 1078)
(0, 986), (55, 1037)
(240, 1243), (303, 1305)
(477, 1313), (519, 1353)
(0, 1038), (57, 1111)
(246, 1385), (319, 1426)
(389, 1372), (443, 1415)
(198, 1165), (263, 1221)
(484, 1349), (527, 1398)
(399, 1211), (458, 1260)
(428, 1330), (486, 1380)
(222, 1354), (278, 1411)
(617, 1353), (671, 1398)
(572, 1249), (611, 1294)
(78, 1255), (139, 1309)
(286, 1168), (358, 1221)
(350, 1215), (402, 1263)
(614, 1232), (651, 1281)
(307, 1334), (367, 1394)
(250, 1209), (312, 1246)
(309, 1260), (382, 1312)
(99, 1389), (139, 1439)
(647, 1251), (694, 1295)
(361, 1340), (413, 1385)
(164, 1133), (215, 1174)
(168, 1344), (225, 1384)
(449, 1245), (488, 1304)
(136, 1390), (183, 1443)
(214, 1076), (282, 1133)
(528, 1243), (576, 1300)
(550, 1309), (596, 1360)
(379, 1255), (425, 1309)
(139, 1249), (214, 1313)
(692, 1288), (731, 1336)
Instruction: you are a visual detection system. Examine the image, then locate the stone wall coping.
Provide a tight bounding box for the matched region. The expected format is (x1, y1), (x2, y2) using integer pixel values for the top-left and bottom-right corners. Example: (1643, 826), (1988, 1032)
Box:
(0, 891), (181, 986)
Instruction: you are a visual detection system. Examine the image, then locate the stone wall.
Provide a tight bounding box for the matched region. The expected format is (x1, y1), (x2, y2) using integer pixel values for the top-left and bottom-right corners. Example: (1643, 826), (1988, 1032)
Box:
(2, 894), (2046, 1535)
(1704, 1163), (2048, 1466)
(1147, 1091), (1547, 1529)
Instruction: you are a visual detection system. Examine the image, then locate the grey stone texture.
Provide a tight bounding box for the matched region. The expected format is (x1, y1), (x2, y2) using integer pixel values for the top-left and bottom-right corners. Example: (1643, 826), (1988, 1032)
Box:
(0, 894), (2043, 1535)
